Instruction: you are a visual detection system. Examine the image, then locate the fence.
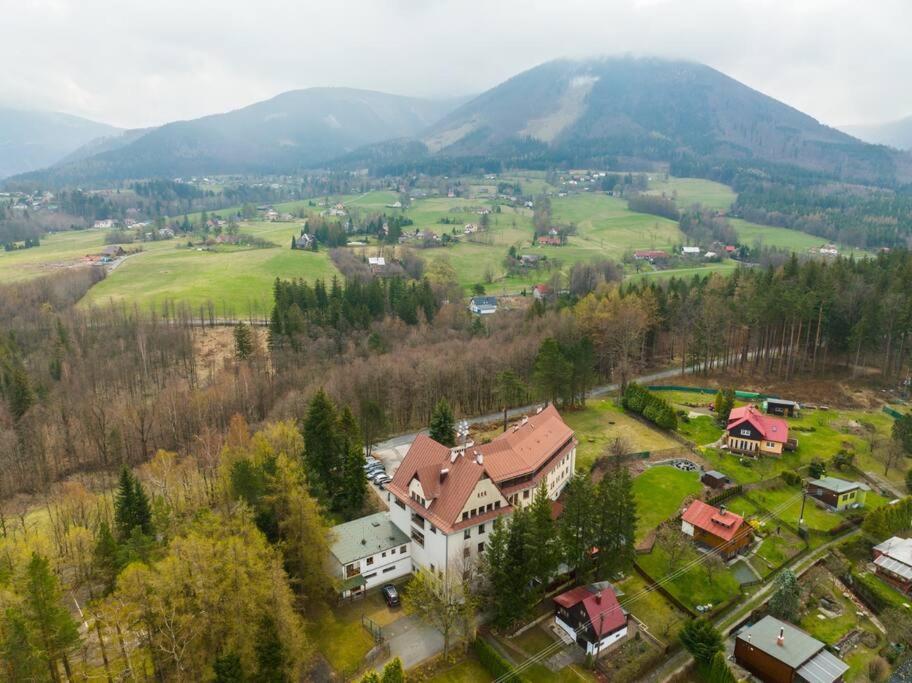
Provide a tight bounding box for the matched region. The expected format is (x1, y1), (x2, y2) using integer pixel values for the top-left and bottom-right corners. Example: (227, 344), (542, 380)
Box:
(361, 614), (384, 644)
(705, 484), (743, 506)
(632, 561), (697, 618)
(646, 385), (772, 400)
(883, 405), (906, 419)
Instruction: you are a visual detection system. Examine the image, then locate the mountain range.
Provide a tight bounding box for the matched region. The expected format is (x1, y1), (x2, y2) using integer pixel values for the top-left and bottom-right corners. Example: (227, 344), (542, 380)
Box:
(0, 107), (120, 179)
(5, 57), (912, 187)
(842, 115), (912, 151)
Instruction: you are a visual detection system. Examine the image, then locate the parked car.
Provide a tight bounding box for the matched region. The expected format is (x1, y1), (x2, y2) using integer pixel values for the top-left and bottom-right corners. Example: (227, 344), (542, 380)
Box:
(382, 584), (400, 607)
(366, 466), (385, 477)
(373, 474), (391, 486)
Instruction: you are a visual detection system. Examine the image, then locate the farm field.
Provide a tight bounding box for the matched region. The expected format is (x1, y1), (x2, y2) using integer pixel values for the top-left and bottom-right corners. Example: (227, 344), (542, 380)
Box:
(631, 466), (702, 542)
(562, 399), (682, 470)
(730, 219), (867, 257)
(645, 176), (737, 212)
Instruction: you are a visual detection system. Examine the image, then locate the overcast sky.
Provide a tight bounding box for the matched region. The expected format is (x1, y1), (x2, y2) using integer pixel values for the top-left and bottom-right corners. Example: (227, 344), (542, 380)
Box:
(2, 0), (910, 130)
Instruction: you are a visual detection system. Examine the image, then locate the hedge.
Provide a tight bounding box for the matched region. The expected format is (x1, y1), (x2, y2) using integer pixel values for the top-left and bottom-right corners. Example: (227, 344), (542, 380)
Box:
(473, 637), (525, 683)
(623, 383), (677, 430)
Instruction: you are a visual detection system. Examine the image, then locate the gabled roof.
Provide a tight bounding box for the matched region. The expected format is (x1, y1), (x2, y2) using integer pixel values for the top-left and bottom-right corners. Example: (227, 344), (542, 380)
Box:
(554, 582), (627, 637)
(682, 499), (748, 543)
(387, 406), (574, 532)
(727, 405), (789, 444)
(874, 536), (912, 567)
(737, 616), (845, 680)
(808, 476), (865, 494)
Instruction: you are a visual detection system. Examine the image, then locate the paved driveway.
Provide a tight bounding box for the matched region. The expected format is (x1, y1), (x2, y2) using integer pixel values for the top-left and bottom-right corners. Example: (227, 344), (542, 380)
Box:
(376, 613), (445, 670)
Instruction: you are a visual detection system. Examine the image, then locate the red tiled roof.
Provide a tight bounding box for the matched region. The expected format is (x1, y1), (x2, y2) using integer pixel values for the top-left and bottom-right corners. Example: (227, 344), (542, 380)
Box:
(682, 499), (748, 543)
(727, 405), (789, 444)
(387, 406), (574, 533)
(554, 584), (626, 637)
(634, 249), (668, 258)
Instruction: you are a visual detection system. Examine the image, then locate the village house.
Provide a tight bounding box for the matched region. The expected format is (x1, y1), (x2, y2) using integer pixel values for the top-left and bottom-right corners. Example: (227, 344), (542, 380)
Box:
(681, 499), (752, 559)
(681, 246), (702, 256)
(468, 296), (497, 315)
(633, 249), (669, 262)
(293, 233), (315, 250)
(263, 208), (279, 221)
(532, 284), (552, 301)
(553, 582), (630, 656)
(806, 476), (869, 511)
(734, 615), (848, 683)
(386, 406), (577, 579)
(94, 219), (114, 229)
(520, 254), (544, 267)
(765, 398), (800, 417)
(872, 536), (912, 594)
(100, 245), (125, 258)
(329, 512), (411, 599)
(538, 236), (561, 246)
(725, 405), (789, 456)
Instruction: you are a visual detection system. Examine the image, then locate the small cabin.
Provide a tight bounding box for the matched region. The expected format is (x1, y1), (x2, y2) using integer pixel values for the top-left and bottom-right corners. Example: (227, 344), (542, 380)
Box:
(765, 398), (800, 417)
(701, 470), (730, 490)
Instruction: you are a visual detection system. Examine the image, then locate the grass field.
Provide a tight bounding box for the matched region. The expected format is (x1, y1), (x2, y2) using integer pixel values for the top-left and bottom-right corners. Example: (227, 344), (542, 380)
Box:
(562, 400), (681, 471)
(632, 466), (703, 542)
(645, 177), (737, 212)
(677, 415), (723, 446)
(426, 658), (493, 682)
(615, 572), (689, 641)
(637, 543), (741, 611)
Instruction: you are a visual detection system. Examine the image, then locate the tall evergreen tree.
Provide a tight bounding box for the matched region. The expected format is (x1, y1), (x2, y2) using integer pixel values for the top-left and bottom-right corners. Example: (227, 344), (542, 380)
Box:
(533, 338), (570, 405)
(558, 473), (595, 577)
(233, 322), (255, 360)
(21, 552), (80, 683)
(526, 482), (559, 594)
(429, 399), (456, 446)
(380, 657), (406, 683)
(337, 406), (367, 513)
(0, 606), (46, 682)
(679, 618), (722, 670)
(254, 615), (288, 683)
(113, 467), (136, 541)
(302, 389), (339, 497)
(93, 519), (119, 594)
(768, 569), (800, 622)
(213, 651), (246, 682)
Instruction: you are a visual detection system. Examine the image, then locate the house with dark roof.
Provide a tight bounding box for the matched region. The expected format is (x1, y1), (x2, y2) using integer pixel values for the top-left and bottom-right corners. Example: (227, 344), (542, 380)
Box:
(329, 512), (411, 598)
(701, 470), (731, 489)
(469, 296), (497, 315)
(553, 582), (630, 656)
(386, 405), (577, 578)
(765, 398), (800, 417)
(734, 615), (848, 683)
(807, 476), (869, 511)
(873, 536), (912, 594)
(726, 405), (789, 456)
(681, 499), (752, 558)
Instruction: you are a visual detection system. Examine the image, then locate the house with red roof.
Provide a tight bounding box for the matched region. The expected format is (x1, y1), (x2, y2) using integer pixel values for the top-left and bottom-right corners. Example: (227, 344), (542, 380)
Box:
(633, 249), (669, 262)
(681, 499), (752, 558)
(386, 405), (577, 578)
(553, 582), (630, 656)
(725, 405), (789, 456)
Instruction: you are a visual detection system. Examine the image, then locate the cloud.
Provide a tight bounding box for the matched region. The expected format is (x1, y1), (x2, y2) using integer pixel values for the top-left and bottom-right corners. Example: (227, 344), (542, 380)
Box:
(1, 0), (910, 129)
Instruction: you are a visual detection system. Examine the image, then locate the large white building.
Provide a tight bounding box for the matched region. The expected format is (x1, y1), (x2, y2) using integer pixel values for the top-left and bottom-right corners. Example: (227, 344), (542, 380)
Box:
(329, 512), (412, 598)
(386, 405), (577, 579)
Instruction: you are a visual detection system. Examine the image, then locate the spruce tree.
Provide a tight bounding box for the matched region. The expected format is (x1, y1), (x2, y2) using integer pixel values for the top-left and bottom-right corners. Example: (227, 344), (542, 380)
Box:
(213, 651), (245, 682)
(113, 467), (136, 541)
(429, 399), (456, 447)
(337, 406), (367, 513)
(21, 552), (80, 683)
(768, 569), (800, 622)
(233, 322), (255, 360)
(708, 650), (737, 683)
(533, 338), (570, 406)
(679, 618), (722, 669)
(302, 389), (339, 497)
(526, 482), (559, 593)
(254, 615), (288, 683)
(1, 606), (46, 682)
(380, 658), (405, 683)
(8, 367), (34, 421)
(93, 519), (119, 594)
(131, 475), (153, 536)
(558, 473), (595, 577)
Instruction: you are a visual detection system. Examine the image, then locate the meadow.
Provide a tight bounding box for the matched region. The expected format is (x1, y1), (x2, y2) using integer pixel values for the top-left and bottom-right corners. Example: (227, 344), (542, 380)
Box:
(644, 176), (737, 212)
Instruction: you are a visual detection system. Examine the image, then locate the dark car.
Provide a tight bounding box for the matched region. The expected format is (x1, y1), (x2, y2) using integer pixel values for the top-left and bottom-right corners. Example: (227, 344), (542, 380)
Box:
(381, 584), (400, 607)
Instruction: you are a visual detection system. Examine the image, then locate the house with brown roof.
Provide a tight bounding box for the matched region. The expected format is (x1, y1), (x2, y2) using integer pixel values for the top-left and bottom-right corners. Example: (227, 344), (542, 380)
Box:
(386, 405), (577, 578)
(681, 499), (752, 559)
(726, 405), (789, 456)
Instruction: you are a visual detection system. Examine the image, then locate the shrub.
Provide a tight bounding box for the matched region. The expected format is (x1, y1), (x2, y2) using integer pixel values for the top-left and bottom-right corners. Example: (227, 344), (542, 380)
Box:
(781, 470), (802, 486)
(473, 638), (524, 683)
(623, 383), (677, 430)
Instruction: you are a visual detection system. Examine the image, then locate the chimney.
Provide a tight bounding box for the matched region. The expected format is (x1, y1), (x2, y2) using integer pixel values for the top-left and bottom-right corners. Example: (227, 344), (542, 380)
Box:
(475, 452), (484, 465)
(719, 504), (727, 516)
(440, 468), (449, 482)
(777, 627), (784, 646)
(450, 451), (458, 464)
(595, 591), (602, 605)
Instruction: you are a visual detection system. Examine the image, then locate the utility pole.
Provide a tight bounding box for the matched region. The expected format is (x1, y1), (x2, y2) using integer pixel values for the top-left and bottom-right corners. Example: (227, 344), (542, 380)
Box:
(798, 486), (808, 537)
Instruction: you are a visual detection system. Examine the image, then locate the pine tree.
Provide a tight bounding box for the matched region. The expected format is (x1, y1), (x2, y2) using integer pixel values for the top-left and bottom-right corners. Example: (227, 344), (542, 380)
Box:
(254, 615), (288, 682)
(533, 338), (570, 405)
(768, 569), (800, 622)
(21, 552), (80, 683)
(558, 473), (595, 577)
(337, 406), (366, 513)
(8, 366), (34, 421)
(302, 389), (339, 497)
(481, 517), (513, 628)
(93, 519), (119, 594)
(526, 482), (559, 593)
(113, 467), (136, 541)
(708, 650), (737, 683)
(234, 322), (255, 360)
(380, 658), (406, 683)
(359, 672), (381, 683)
(213, 651), (246, 682)
(131, 475), (153, 536)
(429, 399), (456, 446)
(1, 606), (46, 682)
(679, 618), (722, 669)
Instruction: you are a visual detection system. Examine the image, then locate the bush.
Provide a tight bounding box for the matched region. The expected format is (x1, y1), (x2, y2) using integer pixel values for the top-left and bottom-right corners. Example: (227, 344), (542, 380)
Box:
(781, 470), (802, 486)
(623, 383), (677, 431)
(868, 656), (890, 682)
(473, 638), (524, 683)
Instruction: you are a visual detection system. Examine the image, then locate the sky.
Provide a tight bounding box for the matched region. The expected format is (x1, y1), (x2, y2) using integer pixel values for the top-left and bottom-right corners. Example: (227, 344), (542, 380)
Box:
(2, 0), (910, 130)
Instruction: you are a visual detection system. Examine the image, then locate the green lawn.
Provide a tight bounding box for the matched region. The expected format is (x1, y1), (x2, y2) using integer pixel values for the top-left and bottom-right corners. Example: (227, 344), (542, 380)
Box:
(563, 400), (681, 471)
(307, 604), (376, 677)
(425, 657), (493, 683)
(632, 467), (703, 542)
(746, 484), (841, 533)
(615, 572), (689, 642)
(677, 415), (723, 446)
(730, 219), (868, 257)
(637, 544), (742, 612)
(645, 177), (737, 212)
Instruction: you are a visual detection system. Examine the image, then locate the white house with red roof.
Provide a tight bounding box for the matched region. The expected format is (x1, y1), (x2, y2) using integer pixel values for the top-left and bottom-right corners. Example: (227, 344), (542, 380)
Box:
(386, 405), (577, 578)
(725, 404), (789, 456)
(553, 582), (629, 656)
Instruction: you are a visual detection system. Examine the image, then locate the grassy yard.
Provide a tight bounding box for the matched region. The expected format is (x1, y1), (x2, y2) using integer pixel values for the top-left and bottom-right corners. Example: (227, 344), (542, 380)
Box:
(632, 467), (703, 542)
(425, 657), (493, 683)
(677, 415), (723, 446)
(562, 399), (681, 471)
(746, 484), (841, 533)
(637, 544), (742, 612)
(615, 571), (689, 642)
(501, 626), (596, 683)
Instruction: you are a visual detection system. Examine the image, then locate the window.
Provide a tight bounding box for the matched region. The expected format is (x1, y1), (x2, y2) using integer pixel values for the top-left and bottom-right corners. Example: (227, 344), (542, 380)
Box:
(395, 499), (405, 510)
(363, 572), (377, 580)
(381, 552), (387, 558)
(479, 523), (485, 534)
(464, 529), (471, 540)
(411, 511), (425, 528)
(345, 563), (360, 578)
(523, 490), (530, 499)
(411, 529), (425, 547)
(462, 511), (469, 521)
(383, 565), (397, 573)
(740, 429), (751, 437)
(495, 501), (501, 509)
(366, 556), (374, 566)
(429, 525), (437, 535)
(463, 548), (470, 558)
(478, 542), (485, 553)
(399, 545), (407, 554)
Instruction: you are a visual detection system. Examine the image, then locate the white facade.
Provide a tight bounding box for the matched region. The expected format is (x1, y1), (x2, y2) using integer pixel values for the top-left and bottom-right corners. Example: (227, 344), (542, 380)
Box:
(681, 520), (695, 537)
(336, 542), (412, 597)
(555, 616), (628, 656)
